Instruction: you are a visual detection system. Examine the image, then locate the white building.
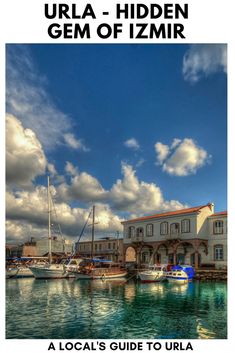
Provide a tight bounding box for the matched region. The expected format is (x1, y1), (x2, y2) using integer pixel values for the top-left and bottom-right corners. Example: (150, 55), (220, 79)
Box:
(122, 203), (227, 269)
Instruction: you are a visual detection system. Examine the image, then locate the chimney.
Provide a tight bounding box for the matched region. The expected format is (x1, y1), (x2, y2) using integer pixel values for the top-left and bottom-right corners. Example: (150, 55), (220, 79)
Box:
(207, 202), (214, 213)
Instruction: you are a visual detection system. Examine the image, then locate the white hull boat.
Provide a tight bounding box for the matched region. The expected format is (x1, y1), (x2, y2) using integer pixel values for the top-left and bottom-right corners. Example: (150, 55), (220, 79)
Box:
(166, 270), (189, 284)
(138, 265), (167, 283)
(17, 267), (34, 278)
(166, 265), (195, 284)
(6, 267), (19, 279)
(29, 264), (69, 279)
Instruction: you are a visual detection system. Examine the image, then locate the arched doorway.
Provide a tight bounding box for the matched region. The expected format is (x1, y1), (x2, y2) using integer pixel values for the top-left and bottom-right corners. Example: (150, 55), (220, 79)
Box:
(140, 246), (153, 265)
(155, 243), (168, 264)
(125, 246), (136, 263)
(175, 241), (196, 266)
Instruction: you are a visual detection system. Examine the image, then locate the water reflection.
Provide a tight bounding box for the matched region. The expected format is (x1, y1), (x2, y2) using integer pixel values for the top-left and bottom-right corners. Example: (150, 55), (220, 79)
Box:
(6, 279), (227, 339)
(196, 319), (216, 339)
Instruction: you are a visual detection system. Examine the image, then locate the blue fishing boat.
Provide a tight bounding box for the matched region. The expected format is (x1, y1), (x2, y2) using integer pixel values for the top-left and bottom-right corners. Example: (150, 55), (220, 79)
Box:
(166, 265), (195, 284)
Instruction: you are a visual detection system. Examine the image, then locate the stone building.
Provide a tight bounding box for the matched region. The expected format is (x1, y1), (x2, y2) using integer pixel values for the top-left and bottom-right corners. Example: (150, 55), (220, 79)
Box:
(76, 237), (123, 263)
(122, 203), (227, 269)
(21, 237), (74, 257)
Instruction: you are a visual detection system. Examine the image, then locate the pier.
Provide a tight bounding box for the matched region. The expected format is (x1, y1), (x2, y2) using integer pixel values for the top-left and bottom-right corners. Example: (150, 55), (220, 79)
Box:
(194, 269), (227, 281)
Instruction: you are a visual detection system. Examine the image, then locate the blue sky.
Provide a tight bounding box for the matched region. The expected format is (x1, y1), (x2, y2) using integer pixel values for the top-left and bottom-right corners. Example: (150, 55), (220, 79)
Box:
(6, 44), (227, 242)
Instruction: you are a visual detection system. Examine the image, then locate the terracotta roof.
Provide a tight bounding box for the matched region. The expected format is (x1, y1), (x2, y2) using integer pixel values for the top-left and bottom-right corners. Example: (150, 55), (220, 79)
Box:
(122, 204), (212, 224)
(209, 211), (227, 217)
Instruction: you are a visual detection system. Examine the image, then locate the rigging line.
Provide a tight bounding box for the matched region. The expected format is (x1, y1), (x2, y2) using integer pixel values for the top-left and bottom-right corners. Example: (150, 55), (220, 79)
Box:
(77, 209), (93, 245)
(66, 208), (92, 264)
(49, 187), (64, 239)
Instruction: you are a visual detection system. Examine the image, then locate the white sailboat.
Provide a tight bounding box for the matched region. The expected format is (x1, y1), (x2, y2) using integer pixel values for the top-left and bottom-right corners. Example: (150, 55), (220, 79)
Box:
(29, 177), (70, 279)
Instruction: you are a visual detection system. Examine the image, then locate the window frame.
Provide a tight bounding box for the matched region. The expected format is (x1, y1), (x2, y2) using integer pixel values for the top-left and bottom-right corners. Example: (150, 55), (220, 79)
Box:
(127, 226), (135, 238)
(136, 227), (144, 238)
(181, 219), (190, 233)
(146, 223), (154, 237)
(214, 244), (224, 261)
(170, 222), (180, 235)
(213, 220), (224, 234)
(160, 222), (168, 235)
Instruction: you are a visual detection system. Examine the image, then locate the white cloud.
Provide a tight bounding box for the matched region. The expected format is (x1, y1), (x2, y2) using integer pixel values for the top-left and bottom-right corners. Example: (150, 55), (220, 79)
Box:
(57, 161), (187, 216)
(6, 114), (47, 187)
(136, 158), (145, 168)
(6, 187), (123, 242)
(6, 159), (189, 242)
(183, 44), (227, 83)
(124, 138), (140, 150)
(64, 133), (89, 151)
(65, 161), (78, 176)
(6, 45), (88, 152)
(109, 163), (186, 214)
(47, 163), (57, 176)
(58, 162), (108, 202)
(155, 138), (211, 176)
(154, 142), (170, 164)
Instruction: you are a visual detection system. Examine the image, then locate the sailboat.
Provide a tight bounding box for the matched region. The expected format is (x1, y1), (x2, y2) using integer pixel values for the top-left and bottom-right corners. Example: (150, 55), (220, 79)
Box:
(68, 205), (127, 280)
(29, 177), (71, 279)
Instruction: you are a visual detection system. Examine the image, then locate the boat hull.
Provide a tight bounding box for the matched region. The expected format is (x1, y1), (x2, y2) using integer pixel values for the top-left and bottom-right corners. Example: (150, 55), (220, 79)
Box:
(167, 277), (189, 284)
(166, 270), (189, 284)
(16, 267), (34, 278)
(139, 270), (166, 283)
(29, 265), (69, 279)
(6, 268), (19, 279)
(73, 270), (128, 280)
(91, 271), (127, 279)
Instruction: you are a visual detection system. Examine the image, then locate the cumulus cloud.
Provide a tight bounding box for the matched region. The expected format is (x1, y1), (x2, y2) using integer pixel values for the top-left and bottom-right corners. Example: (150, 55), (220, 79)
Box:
(155, 138), (211, 176)
(65, 161), (78, 176)
(183, 44), (227, 83)
(58, 162), (108, 202)
(6, 187), (123, 242)
(57, 161), (187, 216)
(64, 133), (89, 151)
(6, 114), (47, 187)
(109, 163), (186, 214)
(124, 138), (140, 150)
(155, 142), (170, 164)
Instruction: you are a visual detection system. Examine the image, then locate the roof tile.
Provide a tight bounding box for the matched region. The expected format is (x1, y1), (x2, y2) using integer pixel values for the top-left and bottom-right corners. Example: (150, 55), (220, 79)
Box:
(122, 204), (212, 224)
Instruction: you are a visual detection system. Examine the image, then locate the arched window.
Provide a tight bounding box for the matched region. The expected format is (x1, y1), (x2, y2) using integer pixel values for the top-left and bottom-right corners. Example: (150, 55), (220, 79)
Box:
(181, 219), (190, 233)
(136, 227), (144, 238)
(170, 223), (180, 235)
(146, 224), (153, 237)
(214, 244), (223, 260)
(213, 220), (223, 234)
(128, 226), (135, 238)
(160, 222), (168, 235)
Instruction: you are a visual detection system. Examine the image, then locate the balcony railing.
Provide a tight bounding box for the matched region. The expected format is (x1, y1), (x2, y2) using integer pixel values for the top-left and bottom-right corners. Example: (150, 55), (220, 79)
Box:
(131, 235), (144, 243)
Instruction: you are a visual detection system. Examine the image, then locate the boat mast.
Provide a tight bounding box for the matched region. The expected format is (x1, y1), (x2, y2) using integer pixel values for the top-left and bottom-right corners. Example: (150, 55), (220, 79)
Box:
(91, 205), (95, 259)
(47, 176), (52, 264)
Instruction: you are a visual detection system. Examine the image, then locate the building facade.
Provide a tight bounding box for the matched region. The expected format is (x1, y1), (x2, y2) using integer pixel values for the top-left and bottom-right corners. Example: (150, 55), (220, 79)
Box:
(122, 203), (227, 269)
(21, 237), (74, 257)
(76, 237), (123, 263)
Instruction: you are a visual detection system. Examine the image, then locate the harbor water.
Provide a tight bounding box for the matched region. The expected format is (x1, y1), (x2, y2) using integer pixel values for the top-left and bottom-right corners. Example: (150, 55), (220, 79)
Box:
(6, 278), (227, 339)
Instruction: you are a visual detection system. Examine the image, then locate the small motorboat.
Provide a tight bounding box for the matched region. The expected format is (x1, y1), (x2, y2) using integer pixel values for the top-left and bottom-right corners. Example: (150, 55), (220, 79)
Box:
(166, 265), (195, 284)
(138, 265), (167, 283)
(6, 267), (19, 279)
